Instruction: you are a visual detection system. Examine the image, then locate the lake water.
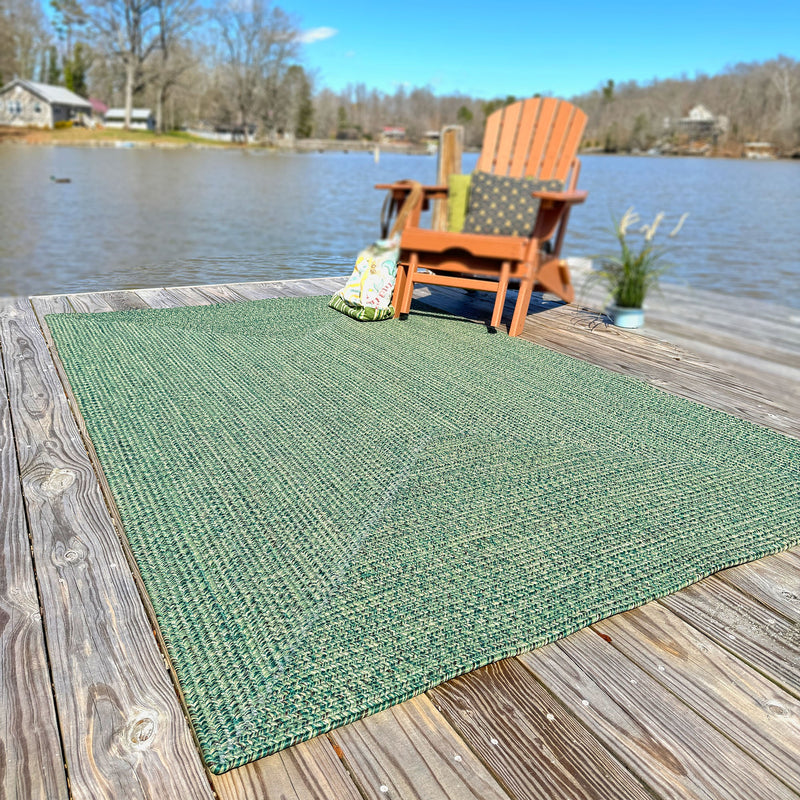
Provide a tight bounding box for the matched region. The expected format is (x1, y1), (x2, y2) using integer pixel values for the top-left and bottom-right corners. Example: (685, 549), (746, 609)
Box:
(1, 146), (798, 308)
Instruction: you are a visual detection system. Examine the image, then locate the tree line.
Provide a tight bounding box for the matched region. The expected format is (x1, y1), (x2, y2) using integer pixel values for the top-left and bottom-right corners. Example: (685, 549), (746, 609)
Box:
(576, 60), (799, 153)
(1, 0), (798, 152)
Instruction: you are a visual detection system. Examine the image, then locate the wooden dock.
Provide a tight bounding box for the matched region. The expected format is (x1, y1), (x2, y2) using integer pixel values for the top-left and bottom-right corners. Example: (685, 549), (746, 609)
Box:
(1, 275), (798, 800)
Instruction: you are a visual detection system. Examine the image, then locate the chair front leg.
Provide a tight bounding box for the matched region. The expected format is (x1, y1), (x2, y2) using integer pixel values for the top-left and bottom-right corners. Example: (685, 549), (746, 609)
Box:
(399, 252), (419, 316)
(392, 261), (408, 317)
(509, 273), (534, 336)
(491, 261), (511, 328)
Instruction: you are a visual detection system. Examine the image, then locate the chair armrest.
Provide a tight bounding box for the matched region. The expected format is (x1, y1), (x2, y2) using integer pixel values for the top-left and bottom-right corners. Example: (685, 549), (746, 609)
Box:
(530, 190), (588, 245)
(376, 182), (449, 234)
(531, 189), (588, 208)
(375, 182), (449, 200)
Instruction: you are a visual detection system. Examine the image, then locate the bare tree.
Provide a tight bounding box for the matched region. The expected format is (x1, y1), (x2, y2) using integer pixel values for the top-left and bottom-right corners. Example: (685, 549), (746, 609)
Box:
(0, 0), (48, 83)
(211, 0), (298, 141)
(312, 87), (338, 138)
(151, 0), (201, 131)
(771, 55), (796, 144)
(79, 0), (160, 127)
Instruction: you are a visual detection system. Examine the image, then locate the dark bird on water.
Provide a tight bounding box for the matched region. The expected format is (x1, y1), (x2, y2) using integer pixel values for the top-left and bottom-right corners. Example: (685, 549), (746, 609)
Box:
(50, 175), (71, 183)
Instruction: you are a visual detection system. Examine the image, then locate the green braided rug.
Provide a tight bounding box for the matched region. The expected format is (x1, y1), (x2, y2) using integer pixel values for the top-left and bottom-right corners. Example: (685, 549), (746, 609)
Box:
(46, 295), (800, 774)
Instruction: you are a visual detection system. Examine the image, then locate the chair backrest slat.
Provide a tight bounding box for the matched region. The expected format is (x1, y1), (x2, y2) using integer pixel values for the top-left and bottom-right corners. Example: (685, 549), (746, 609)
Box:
(491, 102), (522, 176)
(553, 107), (587, 183)
(477, 97), (587, 182)
(537, 101), (574, 179)
(520, 97), (558, 178)
(475, 109), (503, 173)
(508, 98), (543, 177)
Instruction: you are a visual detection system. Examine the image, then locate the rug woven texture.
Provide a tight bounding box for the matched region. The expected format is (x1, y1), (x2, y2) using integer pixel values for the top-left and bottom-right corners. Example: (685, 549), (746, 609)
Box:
(46, 295), (800, 773)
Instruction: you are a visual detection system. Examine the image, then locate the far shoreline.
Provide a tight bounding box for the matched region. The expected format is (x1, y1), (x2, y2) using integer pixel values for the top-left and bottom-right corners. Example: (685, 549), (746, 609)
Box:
(3, 127), (799, 161)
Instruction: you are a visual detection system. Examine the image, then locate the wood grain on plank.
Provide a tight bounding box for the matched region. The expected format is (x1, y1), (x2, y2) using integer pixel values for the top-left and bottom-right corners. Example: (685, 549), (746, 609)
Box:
(226, 276), (348, 301)
(660, 576), (800, 698)
(213, 736), (364, 800)
(90, 290), (149, 310)
(782, 549), (800, 569)
(429, 658), (652, 800)
(27, 294), (72, 313)
(163, 285), (214, 306)
(4, 297), (213, 800)
(284, 277), (340, 296)
(521, 627), (798, 800)
(62, 293), (116, 313)
(134, 286), (185, 308)
(0, 303), (69, 800)
(192, 283), (251, 304)
(568, 260), (800, 415)
(595, 603), (800, 792)
(646, 314), (800, 373)
(221, 281), (290, 301)
(717, 553), (800, 623)
(569, 259), (800, 354)
(331, 694), (511, 800)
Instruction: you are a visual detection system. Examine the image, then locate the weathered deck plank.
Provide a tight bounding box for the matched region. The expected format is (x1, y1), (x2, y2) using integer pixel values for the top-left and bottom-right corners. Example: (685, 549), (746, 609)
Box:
(568, 259), (800, 414)
(211, 736), (364, 800)
(717, 552), (800, 622)
(659, 577), (800, 698)
(330, 695), (512, 800)
(428, 658), (655, 800)
(189, 283), (251, 304)
(134, 286), (184, 308)
(593, 603), (800, 792)
(160, 285), (215, 306)
(89, 289), (149, 310)
(63, 292), (116, 313)
(521, 627), (798, 800)
(0, 302), (69, 800)
(4, 296), (213, 800)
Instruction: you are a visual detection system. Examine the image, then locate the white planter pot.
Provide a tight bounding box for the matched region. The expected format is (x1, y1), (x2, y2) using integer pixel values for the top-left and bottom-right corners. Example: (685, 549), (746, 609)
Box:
(610, 306), (645, 329)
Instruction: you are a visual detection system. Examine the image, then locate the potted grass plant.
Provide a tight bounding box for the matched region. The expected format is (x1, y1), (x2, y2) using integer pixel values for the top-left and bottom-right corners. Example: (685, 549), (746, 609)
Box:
(591, 207), (688, 328)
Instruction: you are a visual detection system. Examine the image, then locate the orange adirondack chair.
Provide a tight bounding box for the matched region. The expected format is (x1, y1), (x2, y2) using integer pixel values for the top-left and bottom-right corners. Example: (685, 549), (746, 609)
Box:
(377, 97), (588, 336)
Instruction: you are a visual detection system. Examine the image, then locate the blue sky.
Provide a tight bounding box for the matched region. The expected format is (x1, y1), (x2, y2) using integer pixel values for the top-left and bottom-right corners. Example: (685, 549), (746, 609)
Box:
(292, 0), (799, 98)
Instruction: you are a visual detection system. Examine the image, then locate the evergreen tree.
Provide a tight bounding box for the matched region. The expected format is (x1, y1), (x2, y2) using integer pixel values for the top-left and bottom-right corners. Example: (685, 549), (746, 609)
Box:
(293, 67), (313, 138)
(63, 42), (89, 96)
(46, 44), (61, 84)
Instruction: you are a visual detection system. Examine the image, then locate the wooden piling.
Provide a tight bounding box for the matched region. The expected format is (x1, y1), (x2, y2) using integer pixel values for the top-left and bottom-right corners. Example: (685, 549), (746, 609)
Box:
(432, 125), (464, 231)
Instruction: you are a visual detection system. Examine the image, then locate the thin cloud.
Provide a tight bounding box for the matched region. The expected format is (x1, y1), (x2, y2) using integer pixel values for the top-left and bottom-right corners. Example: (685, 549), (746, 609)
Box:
(298, 27), (338, 44)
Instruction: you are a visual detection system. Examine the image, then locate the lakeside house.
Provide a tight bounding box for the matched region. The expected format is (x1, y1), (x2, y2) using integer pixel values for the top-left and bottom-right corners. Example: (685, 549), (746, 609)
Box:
(381, 125), (406, 142)
(104, 108), (156, 131)
(0, 79), (91, 128)
(676, 103), (729, 140)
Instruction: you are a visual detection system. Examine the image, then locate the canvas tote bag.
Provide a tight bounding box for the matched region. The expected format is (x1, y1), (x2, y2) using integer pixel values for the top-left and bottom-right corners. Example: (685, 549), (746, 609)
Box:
(329, 181), (423, 321)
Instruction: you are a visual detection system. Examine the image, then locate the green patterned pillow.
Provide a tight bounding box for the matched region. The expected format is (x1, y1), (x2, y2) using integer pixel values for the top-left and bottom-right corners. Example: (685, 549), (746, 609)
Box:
(328, 293), (394, 321)
(461, 171), (563, 237)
